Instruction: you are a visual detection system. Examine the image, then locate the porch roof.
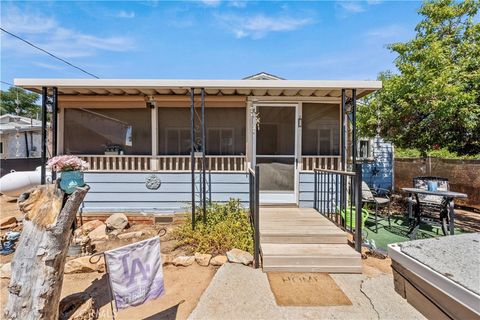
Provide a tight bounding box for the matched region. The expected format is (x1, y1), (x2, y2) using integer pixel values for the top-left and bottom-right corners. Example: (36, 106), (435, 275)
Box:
(14, 78), (381, 99)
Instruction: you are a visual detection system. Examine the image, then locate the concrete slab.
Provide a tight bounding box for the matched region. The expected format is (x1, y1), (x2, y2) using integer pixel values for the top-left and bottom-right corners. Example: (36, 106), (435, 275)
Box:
(189, 263), (425, 320)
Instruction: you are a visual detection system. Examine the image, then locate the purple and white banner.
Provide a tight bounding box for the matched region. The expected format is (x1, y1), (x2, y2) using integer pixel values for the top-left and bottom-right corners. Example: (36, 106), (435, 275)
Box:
(104, 236), (165, 310)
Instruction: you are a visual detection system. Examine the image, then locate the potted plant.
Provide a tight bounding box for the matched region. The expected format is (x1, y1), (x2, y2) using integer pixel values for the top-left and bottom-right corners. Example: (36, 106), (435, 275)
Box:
(47, 155), (89, 194)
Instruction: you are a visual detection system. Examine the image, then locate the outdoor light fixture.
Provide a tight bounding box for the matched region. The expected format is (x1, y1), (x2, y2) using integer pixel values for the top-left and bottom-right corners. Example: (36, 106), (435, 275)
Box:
(145, 95), (156, 109)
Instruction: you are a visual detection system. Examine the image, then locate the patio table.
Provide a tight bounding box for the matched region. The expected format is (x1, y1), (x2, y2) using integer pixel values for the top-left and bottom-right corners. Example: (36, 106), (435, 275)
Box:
(401, 188), (468, 239)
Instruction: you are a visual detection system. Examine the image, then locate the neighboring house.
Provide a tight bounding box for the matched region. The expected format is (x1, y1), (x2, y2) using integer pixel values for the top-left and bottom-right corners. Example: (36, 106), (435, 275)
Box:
(15, 75), (381, 213)
(0, 114), (42, 159)
(358, 136), (394, 192)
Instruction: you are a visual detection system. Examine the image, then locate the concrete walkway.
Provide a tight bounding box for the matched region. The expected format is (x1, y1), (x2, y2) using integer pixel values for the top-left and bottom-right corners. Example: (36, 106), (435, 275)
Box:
(189, 263), (425, 320)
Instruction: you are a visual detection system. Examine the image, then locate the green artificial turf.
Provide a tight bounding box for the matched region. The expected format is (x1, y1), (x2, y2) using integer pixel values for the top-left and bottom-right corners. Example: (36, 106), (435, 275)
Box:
(362, 214), (465, 251)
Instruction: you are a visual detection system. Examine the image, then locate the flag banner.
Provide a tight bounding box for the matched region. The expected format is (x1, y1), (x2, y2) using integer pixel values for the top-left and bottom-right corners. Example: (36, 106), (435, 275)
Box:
(104, 236), (164, 310)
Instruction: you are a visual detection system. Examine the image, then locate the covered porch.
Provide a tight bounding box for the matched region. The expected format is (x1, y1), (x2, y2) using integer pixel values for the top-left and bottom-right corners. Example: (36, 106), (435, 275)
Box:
(15, 78), (381, 211)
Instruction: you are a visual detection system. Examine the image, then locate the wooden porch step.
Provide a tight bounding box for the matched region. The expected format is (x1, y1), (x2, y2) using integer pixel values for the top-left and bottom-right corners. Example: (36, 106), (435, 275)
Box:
(261, 243), (362, 273)
(260, 228), (347, 244)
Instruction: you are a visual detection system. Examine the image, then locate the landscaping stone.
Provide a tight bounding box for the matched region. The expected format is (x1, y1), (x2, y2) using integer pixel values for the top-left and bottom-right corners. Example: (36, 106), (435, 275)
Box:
(105, 213), (128, 233)
(226, 249), (253, 265)
(64, 256), (105, 274)
(0, 262), (11, 279)
(74, 220), (104, 236)
(0, 216), (17, 230)
(117, 231), (143, 240)
(87, 224), (107, 242)
(195, 253), (212, 267)
(173, 255), (195, 267)
(210, 255), (228, 266)
(162, 254), (174, 265)
(69, 296), (97, 320)
(59, 292), (97, 320)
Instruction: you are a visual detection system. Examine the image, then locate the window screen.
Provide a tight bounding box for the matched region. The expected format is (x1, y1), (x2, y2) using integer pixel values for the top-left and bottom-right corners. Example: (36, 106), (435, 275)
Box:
(64, 108), (152, 155)
(302, 103), (340, 155)
(158, 107), (246, 155)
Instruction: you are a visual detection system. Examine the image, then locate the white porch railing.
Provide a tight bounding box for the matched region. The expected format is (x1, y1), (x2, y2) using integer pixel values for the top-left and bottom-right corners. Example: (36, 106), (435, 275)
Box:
(78, 155), (247, 172)
(301, 156), (342, 171)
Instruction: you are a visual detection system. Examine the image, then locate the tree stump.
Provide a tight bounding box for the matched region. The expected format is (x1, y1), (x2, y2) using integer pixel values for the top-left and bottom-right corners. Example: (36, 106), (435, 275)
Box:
(4, 184), (89, 320)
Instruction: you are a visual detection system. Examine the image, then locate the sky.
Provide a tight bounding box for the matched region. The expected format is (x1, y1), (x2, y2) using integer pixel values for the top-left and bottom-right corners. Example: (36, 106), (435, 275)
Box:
(1, 0), (424, 89)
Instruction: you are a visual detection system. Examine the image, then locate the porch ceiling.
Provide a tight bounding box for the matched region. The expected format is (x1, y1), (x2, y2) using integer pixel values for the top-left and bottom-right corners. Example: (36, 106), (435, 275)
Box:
(14, 79), (382, 99)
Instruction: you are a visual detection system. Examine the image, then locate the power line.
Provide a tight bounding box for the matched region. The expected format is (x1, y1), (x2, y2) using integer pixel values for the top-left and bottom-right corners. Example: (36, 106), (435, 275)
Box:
(1, 27), (100, 79)
(1, 80), (14, 87)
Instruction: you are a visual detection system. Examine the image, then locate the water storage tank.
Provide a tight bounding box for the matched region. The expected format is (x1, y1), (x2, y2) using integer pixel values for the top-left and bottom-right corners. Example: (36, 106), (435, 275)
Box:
(0, 167), (51, 197)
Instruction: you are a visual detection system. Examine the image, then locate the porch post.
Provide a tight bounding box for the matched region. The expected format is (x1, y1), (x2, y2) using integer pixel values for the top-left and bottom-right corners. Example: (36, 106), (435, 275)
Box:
(40, 87), (48, 185)
(341, 89), (346, 170)
(190, 88), (196, 230)
(352, 89), (357, 165)
(51, 87), (58, 181)
(151, 100), (158, 170)
(201, 88), (207, 223)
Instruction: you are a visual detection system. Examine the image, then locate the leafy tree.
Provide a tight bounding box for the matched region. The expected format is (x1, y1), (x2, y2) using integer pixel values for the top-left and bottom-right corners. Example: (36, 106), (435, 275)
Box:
(359, 0), (480, 156)
(0, 87), (41, 118)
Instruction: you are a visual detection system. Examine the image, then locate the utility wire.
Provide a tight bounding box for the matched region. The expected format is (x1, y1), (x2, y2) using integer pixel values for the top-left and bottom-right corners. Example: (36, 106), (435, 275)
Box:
(1, 80), (14, 87)
(1, 27), (100, 79)
(0, 80), (38, 93)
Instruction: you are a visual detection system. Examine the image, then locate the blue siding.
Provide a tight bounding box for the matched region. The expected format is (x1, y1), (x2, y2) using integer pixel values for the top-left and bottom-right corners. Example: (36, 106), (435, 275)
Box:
(361, 137), (393, 193)
(81, 172), (249, 213)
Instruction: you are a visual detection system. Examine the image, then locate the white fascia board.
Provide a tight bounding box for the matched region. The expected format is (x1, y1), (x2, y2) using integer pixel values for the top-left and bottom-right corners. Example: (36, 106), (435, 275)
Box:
(14, 78), (382, 90)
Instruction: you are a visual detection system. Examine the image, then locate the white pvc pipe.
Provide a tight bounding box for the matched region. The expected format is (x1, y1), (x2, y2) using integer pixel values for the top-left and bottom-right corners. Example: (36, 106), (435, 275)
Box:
(0, 167), (52, 197)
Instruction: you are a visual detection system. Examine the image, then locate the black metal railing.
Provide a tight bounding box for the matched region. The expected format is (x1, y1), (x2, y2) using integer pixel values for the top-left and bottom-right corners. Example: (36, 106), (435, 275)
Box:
(248, 166), (260, 268)
(314, 163), (363, 252)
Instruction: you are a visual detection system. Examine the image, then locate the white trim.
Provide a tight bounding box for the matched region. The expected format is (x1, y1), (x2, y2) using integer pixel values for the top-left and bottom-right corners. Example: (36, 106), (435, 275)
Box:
(15, 78), (382, 90)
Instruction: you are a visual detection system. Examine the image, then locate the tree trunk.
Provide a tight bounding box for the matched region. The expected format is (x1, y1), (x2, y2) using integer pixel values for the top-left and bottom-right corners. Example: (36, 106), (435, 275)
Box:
(4, 184), (89, 320)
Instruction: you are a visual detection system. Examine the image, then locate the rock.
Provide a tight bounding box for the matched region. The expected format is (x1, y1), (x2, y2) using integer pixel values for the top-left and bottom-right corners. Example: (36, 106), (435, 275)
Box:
(226, 249), (253, 265)
(105, 213), (128, 233)
(172, 255), (195, 267)
(0, 216), (17, 230)
(194, 253), (212, 266)
(162, 254), (174, 265)
(59, 293), (97, 320)
(210, 255), (228, 266)
(74, 220), (104, 236)
(87, 224), (107, 242)
(64, 256), (105, 274)
(69, 297), (97, 320)
(0, 262), (11, 279)
(117, 231), (143, 240)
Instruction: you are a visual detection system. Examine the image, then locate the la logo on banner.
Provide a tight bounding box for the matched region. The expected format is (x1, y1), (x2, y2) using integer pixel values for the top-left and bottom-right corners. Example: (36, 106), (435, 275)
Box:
(104, 236), (165, 310)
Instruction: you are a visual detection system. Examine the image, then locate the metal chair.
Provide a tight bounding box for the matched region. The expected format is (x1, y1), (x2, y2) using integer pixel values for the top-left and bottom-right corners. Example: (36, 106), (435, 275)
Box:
(412, 176), (450, 208)
(409, 176), (450, 232)
(361, 181), (391, 233)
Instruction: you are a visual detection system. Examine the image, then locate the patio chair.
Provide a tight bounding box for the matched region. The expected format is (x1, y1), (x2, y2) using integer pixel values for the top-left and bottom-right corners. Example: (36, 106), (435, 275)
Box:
(361, 181), (391, 233)
(410, 176), (450, 230)
(412, 176), (449, 209)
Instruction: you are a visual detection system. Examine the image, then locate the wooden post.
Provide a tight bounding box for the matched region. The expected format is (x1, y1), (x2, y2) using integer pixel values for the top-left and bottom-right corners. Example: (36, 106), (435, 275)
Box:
(4, 184), (89, 320)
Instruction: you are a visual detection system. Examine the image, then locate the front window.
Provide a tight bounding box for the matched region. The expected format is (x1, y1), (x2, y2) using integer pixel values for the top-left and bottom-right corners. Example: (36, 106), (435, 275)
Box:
(158, 107), (245, 155)
(63, 108), (152, 155)
(302, 103), (340, 156)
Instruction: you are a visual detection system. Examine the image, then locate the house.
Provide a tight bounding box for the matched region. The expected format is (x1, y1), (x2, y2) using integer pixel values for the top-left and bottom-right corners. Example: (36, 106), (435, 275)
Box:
(0, 114), (43, 176)
(359, 136), (394, 192)
(14, 75), (382, 213)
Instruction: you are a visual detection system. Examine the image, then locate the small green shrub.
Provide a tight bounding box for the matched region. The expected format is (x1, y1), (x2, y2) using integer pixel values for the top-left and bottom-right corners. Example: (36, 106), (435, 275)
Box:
(172, 199), (253, 255)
